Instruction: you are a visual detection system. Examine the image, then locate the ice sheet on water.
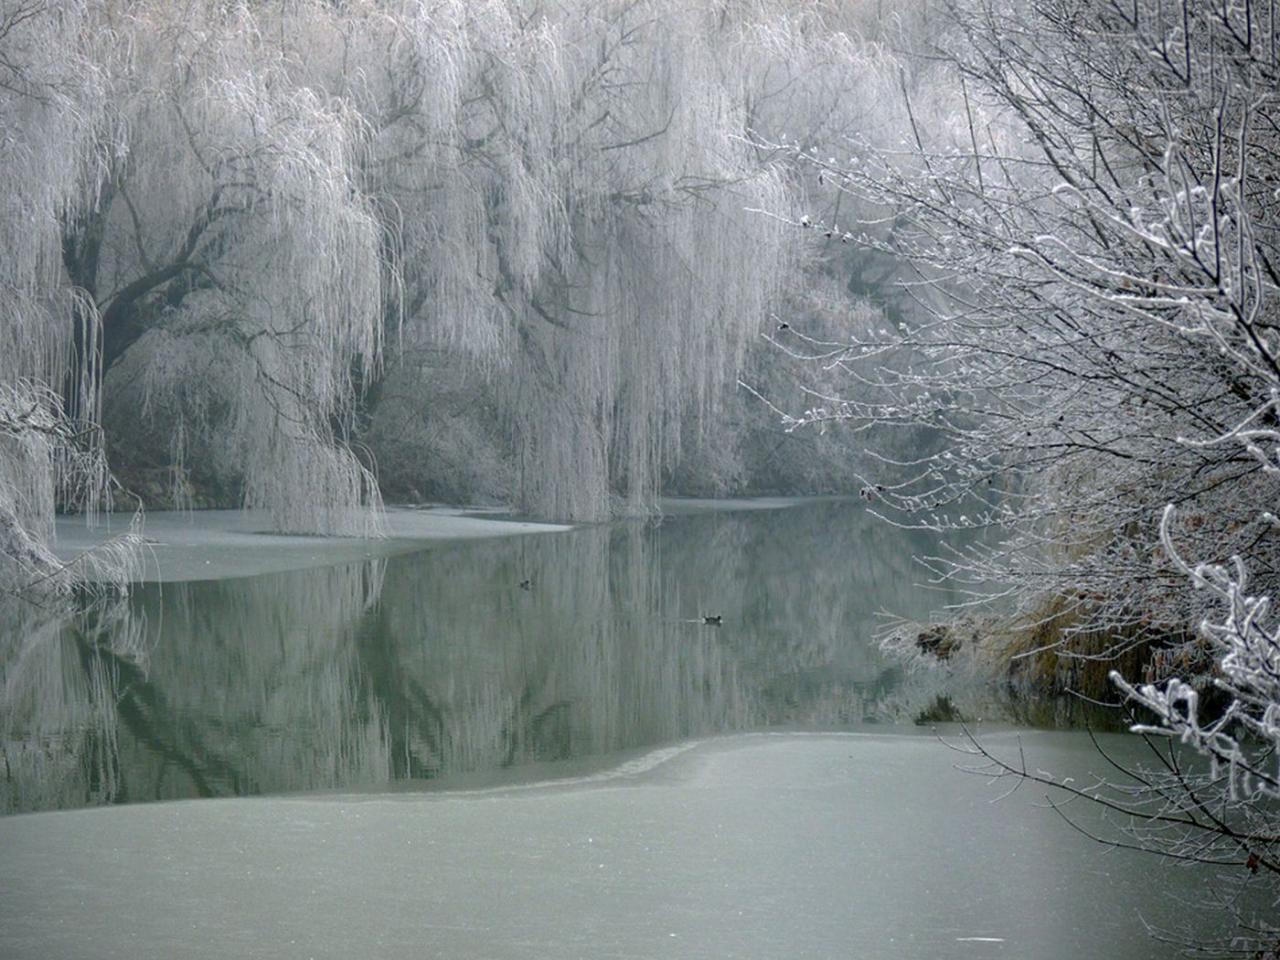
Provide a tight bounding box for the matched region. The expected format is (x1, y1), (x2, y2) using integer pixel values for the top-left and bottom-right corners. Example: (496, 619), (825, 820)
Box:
(0, 731), (1219, 960)
(51, 507), (572, 582)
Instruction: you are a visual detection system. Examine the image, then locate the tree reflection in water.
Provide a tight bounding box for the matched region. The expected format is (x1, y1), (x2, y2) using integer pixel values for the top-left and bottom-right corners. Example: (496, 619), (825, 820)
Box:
(2, 501), (967, 813)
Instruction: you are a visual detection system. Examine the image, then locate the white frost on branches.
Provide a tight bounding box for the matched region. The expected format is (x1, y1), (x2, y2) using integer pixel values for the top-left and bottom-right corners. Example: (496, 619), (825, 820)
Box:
(764, 0), (1280, 946)
(1114, 505), (1280, 804)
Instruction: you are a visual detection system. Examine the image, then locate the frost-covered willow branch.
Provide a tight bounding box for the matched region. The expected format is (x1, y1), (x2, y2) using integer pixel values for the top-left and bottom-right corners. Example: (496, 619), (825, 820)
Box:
(0, 1), (146, 593)
(353, 0), (813, 520)
(103, 5), (391, 537)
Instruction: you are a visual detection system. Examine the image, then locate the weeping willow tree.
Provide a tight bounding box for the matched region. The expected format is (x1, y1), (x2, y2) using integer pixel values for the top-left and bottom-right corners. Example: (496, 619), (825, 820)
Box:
(88, 2), (391, 536)
(0, 0), (138, 592)
(2, 0), (391, 598)
(2, 0), (892, 589)
(346, 0), (802, 519)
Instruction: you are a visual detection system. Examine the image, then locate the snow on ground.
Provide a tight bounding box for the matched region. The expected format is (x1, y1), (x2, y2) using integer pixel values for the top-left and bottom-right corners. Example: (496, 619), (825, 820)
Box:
(0, 731), (1195, 960)
(51, 507), (573, 583)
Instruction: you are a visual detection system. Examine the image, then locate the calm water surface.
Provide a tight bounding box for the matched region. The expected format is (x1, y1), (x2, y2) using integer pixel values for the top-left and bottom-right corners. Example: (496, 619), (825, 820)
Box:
(4, 499), (969, 812)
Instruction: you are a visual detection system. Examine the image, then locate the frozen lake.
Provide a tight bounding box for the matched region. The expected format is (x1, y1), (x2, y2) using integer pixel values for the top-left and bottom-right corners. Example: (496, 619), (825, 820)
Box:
(0, 732), (1206, 960)
(1, 500), (1221, 956)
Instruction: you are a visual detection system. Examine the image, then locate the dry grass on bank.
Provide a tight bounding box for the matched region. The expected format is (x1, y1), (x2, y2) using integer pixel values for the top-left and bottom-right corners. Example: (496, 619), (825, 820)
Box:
(882, 594), (1203, 704)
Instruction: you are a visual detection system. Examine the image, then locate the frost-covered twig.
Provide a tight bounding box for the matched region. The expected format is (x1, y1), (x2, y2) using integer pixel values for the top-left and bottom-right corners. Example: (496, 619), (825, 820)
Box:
(1113, 505), (1280, 803)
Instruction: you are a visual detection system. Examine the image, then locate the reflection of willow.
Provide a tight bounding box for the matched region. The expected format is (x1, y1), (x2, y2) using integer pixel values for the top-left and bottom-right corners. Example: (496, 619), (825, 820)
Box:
(366, 524), (754, 776)
(369, 501), (954, 775)
(1, 562), (391, 813)
(117, 561), (392, 801)
(1, 599), (147, 814)
(4, 501), (973, 811)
